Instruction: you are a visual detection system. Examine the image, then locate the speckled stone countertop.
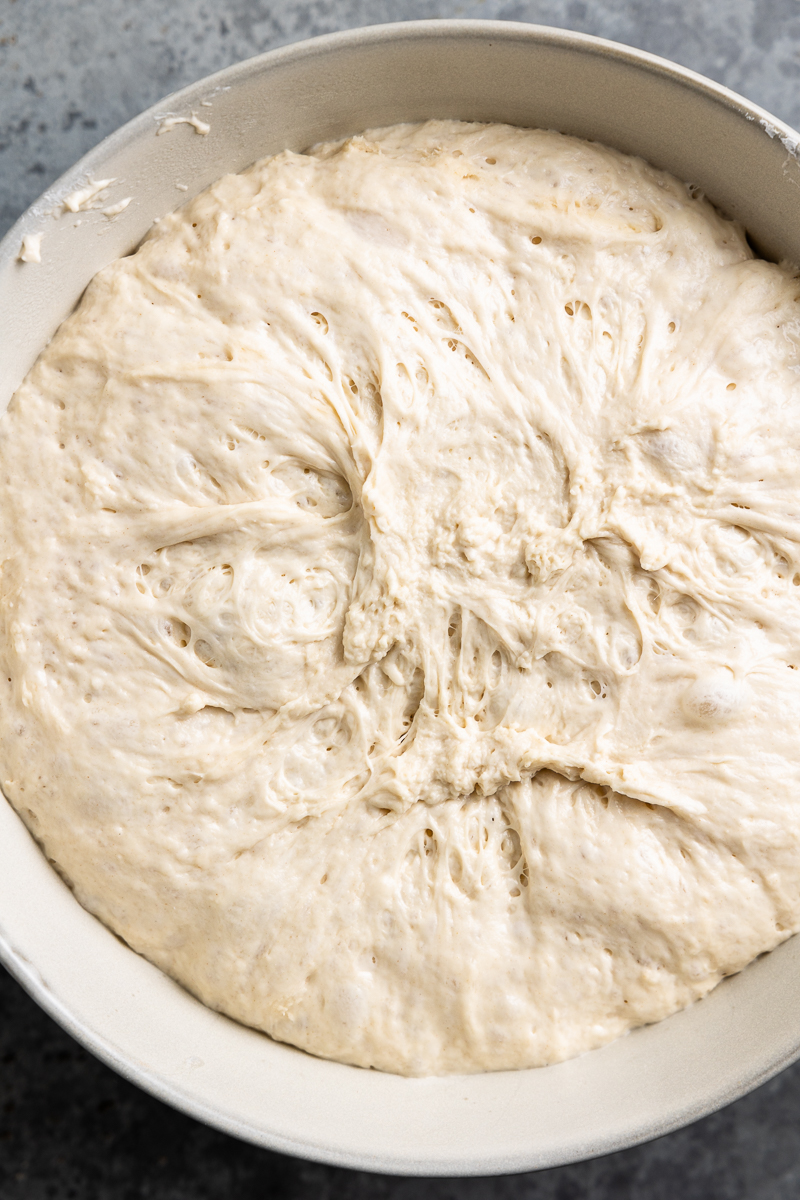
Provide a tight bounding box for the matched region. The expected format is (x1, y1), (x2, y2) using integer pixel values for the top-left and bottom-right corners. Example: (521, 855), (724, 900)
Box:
(3, 2), (800, 1197)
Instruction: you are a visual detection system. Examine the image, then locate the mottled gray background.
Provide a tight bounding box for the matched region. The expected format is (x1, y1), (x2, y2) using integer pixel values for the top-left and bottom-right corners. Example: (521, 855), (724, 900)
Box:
(3, 0), (800, 1196)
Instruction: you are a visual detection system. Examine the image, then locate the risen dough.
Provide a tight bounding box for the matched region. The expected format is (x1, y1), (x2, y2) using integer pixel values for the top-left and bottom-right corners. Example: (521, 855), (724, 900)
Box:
(3, 120), (800, 1075)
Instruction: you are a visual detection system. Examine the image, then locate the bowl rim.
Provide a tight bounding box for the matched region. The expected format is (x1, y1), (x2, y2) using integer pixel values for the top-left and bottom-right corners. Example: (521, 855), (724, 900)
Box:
(3, 16), (800, 268)
(4, 17), (800, 1177)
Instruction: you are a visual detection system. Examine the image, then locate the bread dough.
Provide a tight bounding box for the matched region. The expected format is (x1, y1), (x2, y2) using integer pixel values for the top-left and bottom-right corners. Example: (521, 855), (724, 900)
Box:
(3, 120), (800, 1075)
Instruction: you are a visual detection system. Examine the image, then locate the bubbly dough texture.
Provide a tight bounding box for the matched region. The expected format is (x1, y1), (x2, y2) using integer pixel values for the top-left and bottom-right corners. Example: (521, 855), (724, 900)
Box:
(4, 120), (800, 1075)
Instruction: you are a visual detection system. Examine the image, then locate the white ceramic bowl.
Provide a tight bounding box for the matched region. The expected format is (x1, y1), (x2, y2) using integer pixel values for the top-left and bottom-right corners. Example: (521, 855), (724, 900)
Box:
(3, 19), (800, 1178)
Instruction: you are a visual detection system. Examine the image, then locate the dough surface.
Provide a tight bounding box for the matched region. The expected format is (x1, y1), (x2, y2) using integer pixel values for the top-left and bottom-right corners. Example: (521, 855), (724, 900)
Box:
(3, 120), (800, 1075)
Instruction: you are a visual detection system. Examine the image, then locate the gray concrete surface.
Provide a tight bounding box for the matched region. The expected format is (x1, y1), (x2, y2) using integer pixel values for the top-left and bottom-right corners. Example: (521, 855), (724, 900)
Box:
(3, 1), (800, 1196)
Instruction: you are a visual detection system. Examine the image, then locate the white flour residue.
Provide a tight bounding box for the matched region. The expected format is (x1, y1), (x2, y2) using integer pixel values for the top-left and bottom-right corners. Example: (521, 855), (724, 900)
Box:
(102, 198), (132, 218)
(156, 112), (211, 137)
(200, 84), (231, 105)
(17, 232), (43, 263)
(62, 178), (116, 214)
(760, 118), (800, 160)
